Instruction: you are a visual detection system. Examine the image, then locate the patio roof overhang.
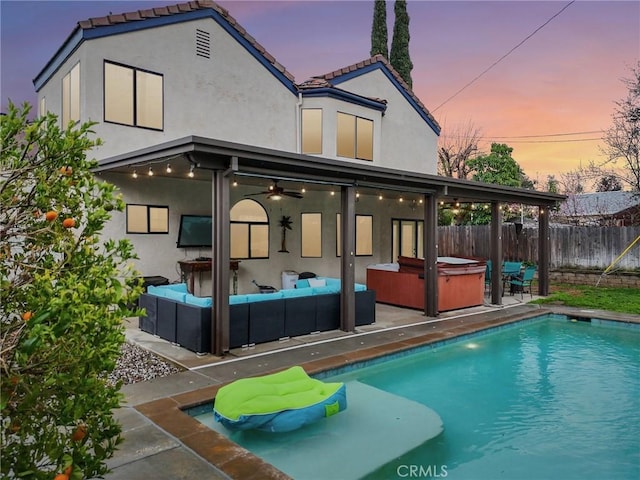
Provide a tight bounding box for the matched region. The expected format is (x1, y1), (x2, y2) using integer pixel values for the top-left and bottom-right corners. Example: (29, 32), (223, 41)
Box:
(95, 135), (564, 355)
(94, 135), (565, 207)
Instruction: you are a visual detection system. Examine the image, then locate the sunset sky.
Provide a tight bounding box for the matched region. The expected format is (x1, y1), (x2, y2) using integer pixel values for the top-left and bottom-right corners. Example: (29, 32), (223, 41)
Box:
(1, 0), (639, 186)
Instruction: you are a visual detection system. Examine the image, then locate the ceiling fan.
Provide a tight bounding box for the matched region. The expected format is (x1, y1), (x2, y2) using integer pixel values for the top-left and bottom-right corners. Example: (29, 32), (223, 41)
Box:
(244, 181), (303, 200)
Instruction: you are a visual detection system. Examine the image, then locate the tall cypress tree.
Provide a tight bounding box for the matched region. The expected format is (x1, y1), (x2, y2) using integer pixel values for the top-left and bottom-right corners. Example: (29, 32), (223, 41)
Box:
(390, 0), (413, 88)
(370, 0), (388, 59)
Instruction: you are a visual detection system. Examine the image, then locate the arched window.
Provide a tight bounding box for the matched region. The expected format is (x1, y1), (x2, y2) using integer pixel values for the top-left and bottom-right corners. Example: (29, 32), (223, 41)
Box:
(230, 199), (269, 259)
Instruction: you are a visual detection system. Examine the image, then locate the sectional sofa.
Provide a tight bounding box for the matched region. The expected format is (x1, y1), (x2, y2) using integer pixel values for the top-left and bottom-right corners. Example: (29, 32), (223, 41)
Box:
(138, 278), (376, 354)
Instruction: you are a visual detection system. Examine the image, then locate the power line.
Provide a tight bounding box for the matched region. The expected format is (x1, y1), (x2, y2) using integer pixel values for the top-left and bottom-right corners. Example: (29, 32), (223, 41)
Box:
(505, 138), (601, 144)
(432, 1), (576, 112)
(440, 130), (600, 140)
(490, 130), (600, 139)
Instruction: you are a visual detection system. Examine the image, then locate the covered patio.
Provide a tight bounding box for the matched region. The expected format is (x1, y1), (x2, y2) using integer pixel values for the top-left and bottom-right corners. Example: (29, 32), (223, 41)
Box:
(96, 136), (564, 356)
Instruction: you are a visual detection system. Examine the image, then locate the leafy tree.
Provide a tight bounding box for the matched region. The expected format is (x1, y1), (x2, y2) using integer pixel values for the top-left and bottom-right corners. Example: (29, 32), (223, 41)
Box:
(1, 103), (141, 479)
(595, 174), (623, 192)
(545, 175), (560, 193)
(467, 143), (524, 187)
(601, 62), (640, 192)
(370, 0), (388, 59)
(390, 0), (413, 88)
(437, 120), (481, 179)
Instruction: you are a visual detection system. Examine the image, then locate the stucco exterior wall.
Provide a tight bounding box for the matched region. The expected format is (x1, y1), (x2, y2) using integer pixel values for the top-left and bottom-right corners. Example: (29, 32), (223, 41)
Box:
(330, 69), (439, 175)
(101, 173), (425, 295)
(38, 17), (298, 161)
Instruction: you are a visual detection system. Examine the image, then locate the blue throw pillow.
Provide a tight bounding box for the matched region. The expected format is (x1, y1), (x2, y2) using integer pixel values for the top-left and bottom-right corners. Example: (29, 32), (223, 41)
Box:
(185, 294), (212, 308)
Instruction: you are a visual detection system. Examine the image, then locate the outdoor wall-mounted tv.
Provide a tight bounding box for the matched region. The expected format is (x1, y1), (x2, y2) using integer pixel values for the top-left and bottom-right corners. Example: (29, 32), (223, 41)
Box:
(176, 215), (213, 248)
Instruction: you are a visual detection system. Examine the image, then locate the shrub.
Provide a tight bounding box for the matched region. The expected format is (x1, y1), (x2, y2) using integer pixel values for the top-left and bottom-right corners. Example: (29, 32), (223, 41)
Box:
(1, 103), (142, 479)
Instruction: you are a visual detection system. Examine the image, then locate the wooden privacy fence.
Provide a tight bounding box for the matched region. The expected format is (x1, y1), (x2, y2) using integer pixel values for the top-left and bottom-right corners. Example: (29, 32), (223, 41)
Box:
(438, 225), (640, 270)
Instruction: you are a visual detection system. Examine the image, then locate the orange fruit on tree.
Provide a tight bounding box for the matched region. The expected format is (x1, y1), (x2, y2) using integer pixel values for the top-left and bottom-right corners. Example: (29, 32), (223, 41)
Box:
(45, 211), (58, 222)
(64, 465), (73, 475)
(62, 218), (76, 229)
(71, 424), (87, 442)
(21, 311), (33, 321)
(59, 166), (72, 176)
(53, 474), (69, 480)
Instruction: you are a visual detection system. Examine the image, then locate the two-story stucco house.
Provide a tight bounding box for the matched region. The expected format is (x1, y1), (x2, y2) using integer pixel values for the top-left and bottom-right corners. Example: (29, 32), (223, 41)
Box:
(33, 0), (563, 354)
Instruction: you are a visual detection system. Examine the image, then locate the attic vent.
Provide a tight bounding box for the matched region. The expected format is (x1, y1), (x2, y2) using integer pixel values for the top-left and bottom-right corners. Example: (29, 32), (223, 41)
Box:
(195, 29), (211, 59)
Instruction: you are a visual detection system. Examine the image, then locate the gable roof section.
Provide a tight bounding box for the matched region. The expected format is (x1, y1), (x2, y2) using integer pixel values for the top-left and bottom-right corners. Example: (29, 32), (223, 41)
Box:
(559, 191), (640, 216)
(315, 55), (441, 135)
(297, 77), (388, 112)
(33, 0), (296, 94)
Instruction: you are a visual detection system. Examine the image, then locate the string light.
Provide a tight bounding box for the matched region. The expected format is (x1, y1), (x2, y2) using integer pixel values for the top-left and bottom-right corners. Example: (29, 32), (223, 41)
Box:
(188, 165), (195, 178)
(132, 170), (138, 179)
(378, 194), (383, 200)
(166, 164), (172, 174)
(148, 167), (153, 176)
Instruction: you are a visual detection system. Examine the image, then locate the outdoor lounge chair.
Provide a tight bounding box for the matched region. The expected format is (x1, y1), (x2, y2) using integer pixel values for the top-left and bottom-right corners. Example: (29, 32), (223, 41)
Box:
(509, 265), (537, 299)
(502, 261), (522, 294)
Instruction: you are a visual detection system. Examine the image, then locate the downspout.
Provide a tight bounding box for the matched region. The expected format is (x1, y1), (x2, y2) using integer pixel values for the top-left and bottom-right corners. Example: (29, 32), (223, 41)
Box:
(295, 92), (303, 153)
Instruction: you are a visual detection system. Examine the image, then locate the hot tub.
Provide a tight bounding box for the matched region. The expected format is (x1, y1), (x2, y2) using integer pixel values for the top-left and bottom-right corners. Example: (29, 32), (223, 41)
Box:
(366, 256), (486, 312)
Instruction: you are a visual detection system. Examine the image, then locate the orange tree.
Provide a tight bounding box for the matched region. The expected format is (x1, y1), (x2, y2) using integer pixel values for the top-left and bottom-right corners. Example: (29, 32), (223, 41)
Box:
(1, 103), (141, 479)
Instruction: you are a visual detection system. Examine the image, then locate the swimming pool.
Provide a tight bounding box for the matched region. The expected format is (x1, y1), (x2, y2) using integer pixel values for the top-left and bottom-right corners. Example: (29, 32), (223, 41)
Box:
(190, 316), (640, 479)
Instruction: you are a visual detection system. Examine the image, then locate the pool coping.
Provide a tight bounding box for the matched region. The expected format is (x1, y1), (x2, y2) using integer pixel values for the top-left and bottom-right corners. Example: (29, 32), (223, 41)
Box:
(132, 306), (639, 480)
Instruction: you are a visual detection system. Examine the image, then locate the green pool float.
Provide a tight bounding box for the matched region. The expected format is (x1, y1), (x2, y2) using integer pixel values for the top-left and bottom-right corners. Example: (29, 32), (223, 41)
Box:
(213, 366), (347, 432)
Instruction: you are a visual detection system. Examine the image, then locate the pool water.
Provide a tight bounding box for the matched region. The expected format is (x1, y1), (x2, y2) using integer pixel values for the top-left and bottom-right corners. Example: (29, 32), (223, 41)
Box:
(350, 319), (640, 480)
(191, 317), (640, 479)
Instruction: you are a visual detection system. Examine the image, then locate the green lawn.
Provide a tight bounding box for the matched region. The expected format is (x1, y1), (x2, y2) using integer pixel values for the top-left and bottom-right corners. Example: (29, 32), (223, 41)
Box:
(532, 284), (640, 315)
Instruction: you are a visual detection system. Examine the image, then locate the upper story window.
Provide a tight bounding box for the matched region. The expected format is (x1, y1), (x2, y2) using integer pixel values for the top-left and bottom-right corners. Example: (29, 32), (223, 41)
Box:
(62, 63), (80, 126)
(104, 61), (163, 130)
(336, 112), (373, 161)
(230, 199), (269, 259)
(301, 108), (322, 154)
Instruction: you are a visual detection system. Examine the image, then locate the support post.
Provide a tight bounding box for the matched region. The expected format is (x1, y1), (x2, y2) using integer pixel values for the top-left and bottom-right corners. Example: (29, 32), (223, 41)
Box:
(538, 206), (550, 296)
(490, 201), (503, 305)
(424, 194), (438, 317)
(340, 186), (356, 332)
(212, 169), (230, 356)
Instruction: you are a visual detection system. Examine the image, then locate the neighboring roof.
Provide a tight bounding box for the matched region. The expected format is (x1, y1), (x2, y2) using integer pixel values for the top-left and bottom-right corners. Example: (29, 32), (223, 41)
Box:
(559, 191), (640, 216)
(33, 0), (296, 92)
(314, 55), (441, 135)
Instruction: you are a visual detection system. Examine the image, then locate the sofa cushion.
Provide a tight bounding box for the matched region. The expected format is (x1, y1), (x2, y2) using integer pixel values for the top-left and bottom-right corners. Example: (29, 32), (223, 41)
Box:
(229, 294), (248, 305)
(185, 294), (212, 308)
(147, 285), (187, 303)
(281, 288), (312, 298)
(245, 291), (284, 303)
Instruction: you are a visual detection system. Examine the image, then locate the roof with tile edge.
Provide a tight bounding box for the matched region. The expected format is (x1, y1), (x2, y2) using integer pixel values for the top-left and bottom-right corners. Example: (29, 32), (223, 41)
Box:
(315, 54), (440, 131)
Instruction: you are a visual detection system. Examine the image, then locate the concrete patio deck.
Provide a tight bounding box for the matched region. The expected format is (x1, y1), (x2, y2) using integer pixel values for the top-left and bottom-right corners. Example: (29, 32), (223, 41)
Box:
(103, 297), (640, 480)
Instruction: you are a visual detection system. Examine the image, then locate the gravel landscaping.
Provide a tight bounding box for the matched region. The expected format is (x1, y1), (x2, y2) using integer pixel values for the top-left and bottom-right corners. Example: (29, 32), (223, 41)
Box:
(108, 341), (184, 386)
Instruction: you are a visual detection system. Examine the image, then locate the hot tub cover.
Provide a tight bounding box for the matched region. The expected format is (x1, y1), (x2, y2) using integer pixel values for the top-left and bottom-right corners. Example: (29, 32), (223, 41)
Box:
(213, 366), (347, 432)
